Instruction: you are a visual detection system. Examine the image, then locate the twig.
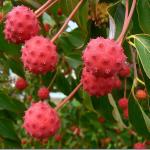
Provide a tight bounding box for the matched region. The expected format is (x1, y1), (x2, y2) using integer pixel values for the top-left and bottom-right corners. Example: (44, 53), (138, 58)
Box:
(51, 0), (84, 43)
(117, 0), (136, 45)
(55, 82), (82, 111)
(35, 0), (59, 17)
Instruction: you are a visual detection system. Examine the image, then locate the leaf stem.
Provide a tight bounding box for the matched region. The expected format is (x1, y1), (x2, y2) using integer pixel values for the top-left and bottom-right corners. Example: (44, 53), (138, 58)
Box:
(51, 0), (84, 43)
(55, 82), (82, 111)
(117, 0), (136, 45)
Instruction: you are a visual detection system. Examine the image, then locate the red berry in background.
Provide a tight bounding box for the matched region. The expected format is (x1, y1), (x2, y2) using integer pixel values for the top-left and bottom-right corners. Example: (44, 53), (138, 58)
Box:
(44, 23), (51, 32)
(0, 12), (3, 21)
(57, 8), (62, 16)
(15, 78), (28, 90)
(27, 95), (32, 101)
(82, 37), (126, 77)
(118, 98), (128, 109)
(55, 134), (62, 142)
(23, 101), (60, 140)
(123, 108), (128, 119)
(136, 89), (147, 100)
(21, 36), (58, 74)
(98, 116), (105, 124)
(133, 142), (146, 149)
(4, 6), (40, 44)
(81, 68), (120, 97)
(38, 87), (49, 100)
(114, 78), (122, 89)
(119, 64), (130, 78)
(21, 138), (27, 145)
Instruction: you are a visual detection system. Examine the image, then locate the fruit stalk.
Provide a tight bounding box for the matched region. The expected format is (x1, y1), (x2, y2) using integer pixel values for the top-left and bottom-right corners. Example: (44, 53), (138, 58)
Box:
(35, 0), (59, 17)
(51, 0), (84, 43)
(117, 0), (136, 45)
(55, 82), (82, 110)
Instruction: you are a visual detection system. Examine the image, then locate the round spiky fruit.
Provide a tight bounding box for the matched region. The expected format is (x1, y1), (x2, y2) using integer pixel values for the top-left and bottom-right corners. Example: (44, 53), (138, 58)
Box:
(23, 101), (60, 140)
(4, 6), (40, 44)
(38, 87), (49, 100)
(118, 98), (128, 109)
(82, 37), (126, 77)
(21, 36), (58, 74)
(81, 68), (119, 97)
(15, 78), (28, 90)
(136, 89), (147, 100)
(133, 142), (146, 149)
(119, 64), (130, 78)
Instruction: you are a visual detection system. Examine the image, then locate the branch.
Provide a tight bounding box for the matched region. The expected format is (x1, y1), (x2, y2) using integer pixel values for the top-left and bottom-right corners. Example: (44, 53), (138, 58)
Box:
(51, 0), (84, 43)
(55, 82), (82, 111)
(35, 0), (59, 17)
(117, 0), (136, 45)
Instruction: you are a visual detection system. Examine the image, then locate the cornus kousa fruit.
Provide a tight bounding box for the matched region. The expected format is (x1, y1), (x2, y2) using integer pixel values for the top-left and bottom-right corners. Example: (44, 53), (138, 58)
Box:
(82, 37), (126, 77)
(15, 78), (28, 90)
(23, 101), (60, 139)
(4, 6), (40, 43)
(81, 68), (119, 97)
(119, 63), (130, 78)
(136, 89), (147, 100)
(38, 87), (49, 100)
(118, 98), (128, 109)
(133, 142), (146, 149)
(21, 36), (58, 74)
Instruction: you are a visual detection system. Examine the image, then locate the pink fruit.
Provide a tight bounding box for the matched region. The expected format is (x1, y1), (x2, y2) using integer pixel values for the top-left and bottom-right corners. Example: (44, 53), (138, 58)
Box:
(133, 142), (146, 149)
(15, 78), (28, 90)
(82, 37), (126, 77)
(4, 6), (39, 43)
(21, 36), (58, 74)
(119, 64), (130, 78)
(123, 108), (128, 119)
(81, 68), (118, 97)
(23, 101), (60, 140)
(38, 87), (49, 100)
(98, 117), (105, 123)
(118, 98), (128, 109)
(55, 134), (62, 142)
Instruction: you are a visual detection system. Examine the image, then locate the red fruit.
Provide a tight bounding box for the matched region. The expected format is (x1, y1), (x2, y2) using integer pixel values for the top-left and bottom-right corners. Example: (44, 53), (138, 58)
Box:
(55, 134), (62, 142)
(81, 68), (118, 97)
(0, 12), (3, 21)
(57, 8), (62, 16)
(82, 37), (126, 77)
(21, 36), (58, 74)
(23, 101), (60, 140)
(4, 6), (39, 43)
(38, 87), (49, 100)
(133, 142), (146, 149)
(21, 139), (27, 145)
(119, 64), (130, 78)
(44, 23), (51, 32)
(136, 89), (147, 100)
(118, 98), (128, 109)
(98, 117), (105, 123)
(15, 78), (28, 90)
(123, 108), (128, 119)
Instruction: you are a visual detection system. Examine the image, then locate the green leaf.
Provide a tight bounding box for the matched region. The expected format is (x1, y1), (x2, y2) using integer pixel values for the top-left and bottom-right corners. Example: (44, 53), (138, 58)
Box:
(60, 0), (89, 32)
(0, 91), (26, 113)
(82, 91), (96, 113)
(108, 94), (127, 129)
(137, 0), (150, 34)
(0, 118), (19, 141)
(129, 94), (150, 138)
(132, 34), (150, 79)
(108, 1), (125, 39)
